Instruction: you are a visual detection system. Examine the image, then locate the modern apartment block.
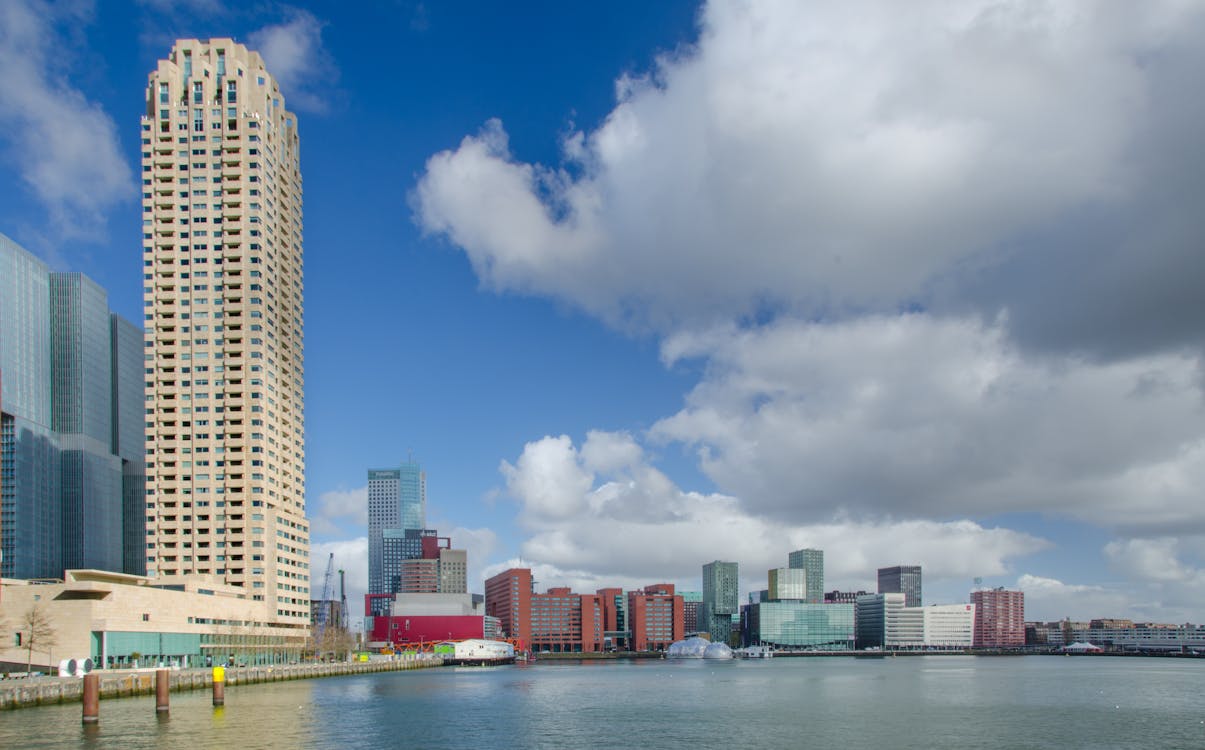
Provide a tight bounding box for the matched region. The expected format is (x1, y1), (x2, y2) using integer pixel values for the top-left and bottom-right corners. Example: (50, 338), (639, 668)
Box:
(701, 560), (739, 643)
(627, 583), (684, 652)
(787, 548), (824, 604)
(971, 588), (1025, 647)
(368, 461), (426, 596)
(877, 565), (922, 607)
(484, 567), (533, 647)
(0, 234), (146, 580)
(141, 40), (308, 626)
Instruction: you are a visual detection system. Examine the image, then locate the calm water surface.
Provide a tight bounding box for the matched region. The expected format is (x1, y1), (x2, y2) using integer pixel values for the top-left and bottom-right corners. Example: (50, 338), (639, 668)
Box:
(3, 656), (1203, 749)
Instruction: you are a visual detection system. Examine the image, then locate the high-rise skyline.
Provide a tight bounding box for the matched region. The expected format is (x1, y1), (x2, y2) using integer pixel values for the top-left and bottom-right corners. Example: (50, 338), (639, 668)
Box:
(878, 565), (923, 608)
(0, 234), (145, 580)
(142, 40), (308, 626)
(367, 460), (427, 596)
(701, 560), (739, 643)
(788, 548), (824, 604)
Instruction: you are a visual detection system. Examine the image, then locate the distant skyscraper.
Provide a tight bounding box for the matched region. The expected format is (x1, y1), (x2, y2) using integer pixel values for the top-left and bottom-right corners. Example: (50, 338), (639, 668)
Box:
(142, 39), (308, 626)
(878, 565), (922, 607)
(368, 461), (427, 595)
(0, 234), (145, 579)
(701, 560), (739, 643)
(788, 548), (824, 604)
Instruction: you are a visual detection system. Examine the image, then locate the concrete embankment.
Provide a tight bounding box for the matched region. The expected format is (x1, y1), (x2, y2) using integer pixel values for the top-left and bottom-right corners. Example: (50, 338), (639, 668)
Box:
(0, 656), (442, 711)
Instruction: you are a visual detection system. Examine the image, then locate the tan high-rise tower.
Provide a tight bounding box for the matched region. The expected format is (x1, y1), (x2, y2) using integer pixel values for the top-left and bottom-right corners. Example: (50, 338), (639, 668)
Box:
(142, 39), (308, 627)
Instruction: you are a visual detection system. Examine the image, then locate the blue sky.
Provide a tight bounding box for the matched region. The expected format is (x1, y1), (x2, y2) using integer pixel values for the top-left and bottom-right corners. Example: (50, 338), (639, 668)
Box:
(3, 0), (1205, 626)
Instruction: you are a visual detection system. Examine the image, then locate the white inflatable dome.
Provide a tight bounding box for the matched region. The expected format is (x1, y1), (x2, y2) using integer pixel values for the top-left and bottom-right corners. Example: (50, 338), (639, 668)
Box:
(667, 637), (734, 659)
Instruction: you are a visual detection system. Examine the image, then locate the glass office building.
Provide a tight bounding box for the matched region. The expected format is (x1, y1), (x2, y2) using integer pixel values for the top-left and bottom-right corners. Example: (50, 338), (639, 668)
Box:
(0, 234), (145, 579)
(742, 601), (855, 650)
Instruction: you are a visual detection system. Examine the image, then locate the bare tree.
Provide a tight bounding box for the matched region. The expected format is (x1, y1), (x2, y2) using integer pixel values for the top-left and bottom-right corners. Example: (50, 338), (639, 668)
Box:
(21, 603), (58, 675)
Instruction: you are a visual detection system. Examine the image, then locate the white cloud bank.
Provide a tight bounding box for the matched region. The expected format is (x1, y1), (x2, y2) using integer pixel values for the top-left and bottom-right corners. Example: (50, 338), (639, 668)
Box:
(498, 431), (1047, 595)
(415, 1), (1205, 345)
(413, 0), (1205, 620)
(0, 0), (134, 237)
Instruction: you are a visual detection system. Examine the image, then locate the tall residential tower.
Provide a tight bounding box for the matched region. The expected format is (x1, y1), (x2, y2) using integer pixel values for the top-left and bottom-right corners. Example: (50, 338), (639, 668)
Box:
(701, 560), (739, 643)
(142, 40), (308, 626)
(878, 565), (922, 608)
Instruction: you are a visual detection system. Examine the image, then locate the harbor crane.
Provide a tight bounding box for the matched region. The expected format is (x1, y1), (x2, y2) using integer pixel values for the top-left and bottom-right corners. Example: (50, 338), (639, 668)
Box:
(315, 553), (336, 648)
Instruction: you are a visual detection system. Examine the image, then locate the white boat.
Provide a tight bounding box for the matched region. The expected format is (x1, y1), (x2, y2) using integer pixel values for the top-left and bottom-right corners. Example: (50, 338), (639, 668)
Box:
(737, 645), (774, 659)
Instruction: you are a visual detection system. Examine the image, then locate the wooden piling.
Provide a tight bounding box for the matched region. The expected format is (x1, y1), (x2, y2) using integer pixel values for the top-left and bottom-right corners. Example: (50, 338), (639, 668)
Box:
(155, 669), (170, 712)
(81, 673), (99, 723)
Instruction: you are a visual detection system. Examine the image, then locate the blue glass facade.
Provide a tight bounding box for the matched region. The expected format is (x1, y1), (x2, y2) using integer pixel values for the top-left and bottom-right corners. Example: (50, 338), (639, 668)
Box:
(0, 234), (145, 579)
(741, 601), (855, 650)
(367, 461), (427, 595)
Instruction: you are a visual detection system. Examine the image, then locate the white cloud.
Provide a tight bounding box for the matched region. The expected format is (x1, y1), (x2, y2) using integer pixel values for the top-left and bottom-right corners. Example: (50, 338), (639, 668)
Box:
(248, 10), (338, 114)
(309, 485), (367, 537)
(0, 0), (134, 237)
(1015, 574), (1129, 622)
(415, 1), (1204, 341)
(1104, 538), (1205, 585)
(652, 314), (1205, 532)
(499, 432), (1046, 595)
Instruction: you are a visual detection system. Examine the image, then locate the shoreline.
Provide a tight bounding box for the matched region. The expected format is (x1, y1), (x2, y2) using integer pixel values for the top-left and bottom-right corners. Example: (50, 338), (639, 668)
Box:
(0, 656), (442, 711)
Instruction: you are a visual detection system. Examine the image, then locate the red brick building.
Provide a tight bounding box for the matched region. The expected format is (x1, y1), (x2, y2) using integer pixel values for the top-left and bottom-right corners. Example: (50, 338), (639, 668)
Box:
(628, 583), (684, 651)
(485, 568), (533, 647)
(971, 588), (1025, 647)
(530, 587), (604, 652)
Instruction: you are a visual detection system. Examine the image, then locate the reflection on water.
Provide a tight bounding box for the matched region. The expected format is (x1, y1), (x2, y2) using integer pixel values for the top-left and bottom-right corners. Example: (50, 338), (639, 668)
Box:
(5, 657), (1205, 749)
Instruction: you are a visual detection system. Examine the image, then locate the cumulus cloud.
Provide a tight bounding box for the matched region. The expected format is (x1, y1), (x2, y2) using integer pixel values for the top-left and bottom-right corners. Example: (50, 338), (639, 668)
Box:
(0, 0), (134, 237)
(499, 432), (1046, 594)
(309, 485), (367, 537)
(414, 0), (1205, 621)
(1015, 574), (1129, 622)
(415, 0), (1205, 353)
(652, 315), (1205, 532)
(248, 10), (339, 114)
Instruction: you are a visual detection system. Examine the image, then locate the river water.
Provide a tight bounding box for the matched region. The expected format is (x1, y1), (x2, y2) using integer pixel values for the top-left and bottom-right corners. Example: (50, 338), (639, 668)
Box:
(4, 656), (1203, 749)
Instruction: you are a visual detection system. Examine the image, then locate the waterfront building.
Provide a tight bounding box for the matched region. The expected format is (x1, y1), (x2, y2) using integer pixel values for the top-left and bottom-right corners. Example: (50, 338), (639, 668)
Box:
(701, 560), (739, 643)
(368, 592), (499, 647)
(741, 601), (854, 650)
(142, 39), (308, 627)
(596, 586), (628, 650)
(368, 462), (427, 597)
(1063, 622), (1205, 652)
(627, 583), (683, 651)
(0, 570), (305, 670)
(530, 587), (604, 653)
(768, 568), (806, 601)
(484, 567), (532, 647)
(856, 593), (975, 649)
(878, 565), (922, 607)
(971, 588), (1025, 648)
(855, 593), (905, 649)
(922, 604), (976, 648)
(787, 548), (824, 604)
(0, 234), (145, 580)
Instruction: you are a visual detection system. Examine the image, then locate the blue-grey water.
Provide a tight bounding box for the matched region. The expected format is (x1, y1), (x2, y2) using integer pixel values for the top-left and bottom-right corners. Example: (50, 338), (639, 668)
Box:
(3, 656), (1203, 748)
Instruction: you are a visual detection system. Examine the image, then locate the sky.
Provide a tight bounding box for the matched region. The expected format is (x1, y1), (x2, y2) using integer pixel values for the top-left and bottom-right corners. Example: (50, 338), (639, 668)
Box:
(2, 0), (1205, 627)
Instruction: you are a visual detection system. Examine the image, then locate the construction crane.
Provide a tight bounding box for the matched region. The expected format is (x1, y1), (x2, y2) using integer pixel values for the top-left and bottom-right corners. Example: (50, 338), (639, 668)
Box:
(314, 553), (336, 649)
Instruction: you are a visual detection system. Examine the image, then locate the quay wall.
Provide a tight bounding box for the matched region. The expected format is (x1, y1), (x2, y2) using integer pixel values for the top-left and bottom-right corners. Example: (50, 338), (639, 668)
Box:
(0, 656), (442, 710)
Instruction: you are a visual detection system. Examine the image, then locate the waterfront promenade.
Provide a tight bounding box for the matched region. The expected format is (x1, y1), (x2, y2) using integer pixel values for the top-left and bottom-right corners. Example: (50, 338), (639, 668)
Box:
(0, 656), (442, 710)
